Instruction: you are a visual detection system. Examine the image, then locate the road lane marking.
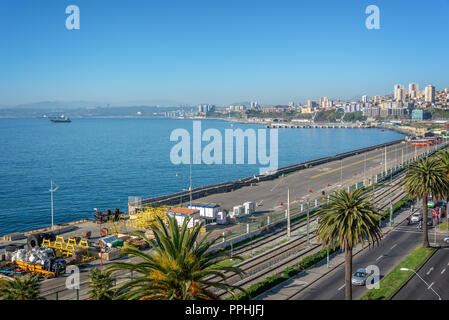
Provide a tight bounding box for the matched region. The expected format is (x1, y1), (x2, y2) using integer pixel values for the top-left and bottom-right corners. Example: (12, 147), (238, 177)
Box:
(376, 255), (383, 261)
(390, 244), (398, 250)
(441, 268), (446, 275)
(338, 284), (345, 291)
(428, 282), (434, 290)
(427, 267), (434, 275)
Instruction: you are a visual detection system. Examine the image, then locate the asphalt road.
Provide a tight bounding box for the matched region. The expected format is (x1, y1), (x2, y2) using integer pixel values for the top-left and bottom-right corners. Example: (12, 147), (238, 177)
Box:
(291, 218), (449, 300)
(197, 141), (431, 214)
(393, 246), (449, 300)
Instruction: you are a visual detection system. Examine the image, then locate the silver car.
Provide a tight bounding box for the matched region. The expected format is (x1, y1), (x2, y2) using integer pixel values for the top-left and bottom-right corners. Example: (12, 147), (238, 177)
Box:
(410, 212), (421, 223)
(351, 268), (368, 286)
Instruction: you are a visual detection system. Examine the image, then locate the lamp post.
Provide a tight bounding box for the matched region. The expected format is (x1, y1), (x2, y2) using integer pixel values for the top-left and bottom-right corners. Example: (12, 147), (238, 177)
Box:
(339, 159), (343, 186)
(400, 268), (442, 300)
(389, 162), (394, 227)
(49, 180), (59, 231)
(176, 173), (182, 205)
(287, 188), (291, 239)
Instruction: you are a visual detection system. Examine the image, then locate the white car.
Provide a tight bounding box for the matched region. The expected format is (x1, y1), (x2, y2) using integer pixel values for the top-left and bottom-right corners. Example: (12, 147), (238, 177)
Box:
(410, 213), (421, 223)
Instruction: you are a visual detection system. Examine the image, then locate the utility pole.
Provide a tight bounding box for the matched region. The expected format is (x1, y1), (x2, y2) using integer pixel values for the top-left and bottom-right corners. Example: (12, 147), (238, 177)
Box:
(176, 173), (182, 205)
(307, 199), (310, 245)
(364, 153), (366, 185)
(287, 188), (291, 238)
(189, 157), (193, 205)
(401, 148), (404, 167)
(49, 180), (59, 231)
(340, 159), (343, 186)
(384, 144), (387, 173)
(389, 171), (393, 227)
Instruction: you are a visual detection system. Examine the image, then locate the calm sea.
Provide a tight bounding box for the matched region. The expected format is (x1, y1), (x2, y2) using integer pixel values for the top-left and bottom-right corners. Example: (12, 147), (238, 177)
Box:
(0, 118), (405, 235)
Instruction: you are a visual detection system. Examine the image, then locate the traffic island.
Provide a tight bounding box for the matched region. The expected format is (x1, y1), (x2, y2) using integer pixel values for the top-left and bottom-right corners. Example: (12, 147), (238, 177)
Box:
(361, 245), (437, 300)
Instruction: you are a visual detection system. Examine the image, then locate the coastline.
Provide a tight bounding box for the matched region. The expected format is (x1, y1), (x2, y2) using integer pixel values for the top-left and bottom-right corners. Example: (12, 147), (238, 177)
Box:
(0, 118), (406, 237)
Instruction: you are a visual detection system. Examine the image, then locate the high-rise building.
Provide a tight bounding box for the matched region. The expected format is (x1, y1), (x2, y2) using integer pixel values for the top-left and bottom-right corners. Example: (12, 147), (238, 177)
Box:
(396, 87), (407, 102)
(307, 100), (317, 109)
(409, 83), (418, 92)
(409, 83), (419, 99)
(373, 95), (381, 104)
(288, 101), (295, 108)
(394, 84), (401, 100)
(320, 97), (328, 108)
(361, 95), (368, 103)
(425, 85), (435, 103)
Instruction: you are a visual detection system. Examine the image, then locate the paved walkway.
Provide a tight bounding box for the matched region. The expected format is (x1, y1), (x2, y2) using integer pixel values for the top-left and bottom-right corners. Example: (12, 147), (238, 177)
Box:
(255, 204), (415, 300)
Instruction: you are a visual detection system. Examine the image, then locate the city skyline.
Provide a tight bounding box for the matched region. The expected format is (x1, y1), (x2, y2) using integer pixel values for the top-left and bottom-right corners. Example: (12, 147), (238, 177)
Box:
(1, 0), (449, 106)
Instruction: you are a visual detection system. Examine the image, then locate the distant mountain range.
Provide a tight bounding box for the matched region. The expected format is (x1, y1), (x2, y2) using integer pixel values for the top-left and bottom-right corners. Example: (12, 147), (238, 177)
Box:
(0, 99), (187, 110)
(0, 101), (197, 118)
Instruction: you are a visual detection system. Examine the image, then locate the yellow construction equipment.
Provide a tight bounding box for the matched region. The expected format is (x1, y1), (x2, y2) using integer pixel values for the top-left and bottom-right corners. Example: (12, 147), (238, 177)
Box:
(107, 215), (127, 235)
(41, 236), (90, 257)
(126, 205), (168, 230)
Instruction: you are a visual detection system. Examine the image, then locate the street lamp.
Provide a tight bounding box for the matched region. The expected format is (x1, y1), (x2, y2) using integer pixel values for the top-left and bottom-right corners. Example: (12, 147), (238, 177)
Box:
(49, 180), (59, 231)
(400, 268), (442, 300)
(176, 173), (182, 205)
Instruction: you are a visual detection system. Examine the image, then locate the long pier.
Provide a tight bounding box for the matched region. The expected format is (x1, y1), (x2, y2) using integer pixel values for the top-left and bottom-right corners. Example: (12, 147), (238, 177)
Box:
(265, 122), (370, 129)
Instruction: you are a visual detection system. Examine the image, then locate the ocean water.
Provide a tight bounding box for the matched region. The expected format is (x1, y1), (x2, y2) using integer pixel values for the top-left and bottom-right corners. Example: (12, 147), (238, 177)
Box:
(0, 118), (405, 235)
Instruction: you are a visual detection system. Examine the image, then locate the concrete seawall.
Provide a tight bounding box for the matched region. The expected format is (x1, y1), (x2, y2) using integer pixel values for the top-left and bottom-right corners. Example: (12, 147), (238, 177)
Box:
(130, 138), (405, 212)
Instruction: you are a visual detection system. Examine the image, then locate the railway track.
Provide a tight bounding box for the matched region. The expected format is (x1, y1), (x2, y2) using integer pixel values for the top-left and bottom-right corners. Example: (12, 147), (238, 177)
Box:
(211, 174), (408, 298)
(225, 170), (407, 260)
(39, 169), (408, 299)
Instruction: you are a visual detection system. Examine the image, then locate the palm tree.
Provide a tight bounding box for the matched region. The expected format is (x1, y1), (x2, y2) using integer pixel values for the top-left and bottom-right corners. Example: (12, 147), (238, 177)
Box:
(438, 150), (449, 224)
(0, 275), (42, 300)
(88, 268), (116, 300)
(108, 214), (246, 300)
(404, 157), (449, 247)
(316, 189), (382, 300)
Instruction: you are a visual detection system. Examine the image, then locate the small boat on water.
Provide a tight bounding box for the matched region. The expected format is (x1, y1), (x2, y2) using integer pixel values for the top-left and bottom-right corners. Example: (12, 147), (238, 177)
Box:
(50, 115), (71, 123)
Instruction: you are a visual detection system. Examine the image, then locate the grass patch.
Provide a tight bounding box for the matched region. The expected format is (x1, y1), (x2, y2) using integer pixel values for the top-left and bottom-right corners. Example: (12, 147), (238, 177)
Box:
(361, 245), (436, 300)
(380, 196), (410, 220)
(438, 223), (449, 230)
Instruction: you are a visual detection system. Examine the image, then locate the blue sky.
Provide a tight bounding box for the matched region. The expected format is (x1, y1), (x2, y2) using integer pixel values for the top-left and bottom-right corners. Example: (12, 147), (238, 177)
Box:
(1, 0), (449, 106)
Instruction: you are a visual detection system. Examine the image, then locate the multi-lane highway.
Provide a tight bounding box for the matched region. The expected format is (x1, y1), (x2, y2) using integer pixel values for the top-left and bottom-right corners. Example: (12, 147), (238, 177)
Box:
(393, 247), (449, 300)
(196, 141), (433, 216)
(289, 218), (449, 300)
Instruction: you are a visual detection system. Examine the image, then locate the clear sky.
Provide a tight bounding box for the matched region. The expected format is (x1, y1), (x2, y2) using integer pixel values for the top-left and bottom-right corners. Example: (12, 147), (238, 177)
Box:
(1, 0), (449, 106)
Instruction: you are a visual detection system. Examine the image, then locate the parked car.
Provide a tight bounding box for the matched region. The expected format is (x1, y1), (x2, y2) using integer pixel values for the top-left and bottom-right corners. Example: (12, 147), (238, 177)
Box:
(410, 212), (421, 223)
(443, 236), (449, 244)
(351, 268), (368, 286)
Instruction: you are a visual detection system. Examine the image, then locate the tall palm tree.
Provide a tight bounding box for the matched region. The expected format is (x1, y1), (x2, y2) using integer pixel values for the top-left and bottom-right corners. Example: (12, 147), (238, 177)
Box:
(88, 268), (116, 300)
(0, 275), (42, 300)
(438, 149), (449, 224)
(316, 189), (382, 300)
(404, 157), (449, 247)
(108, 214), (246, 300)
